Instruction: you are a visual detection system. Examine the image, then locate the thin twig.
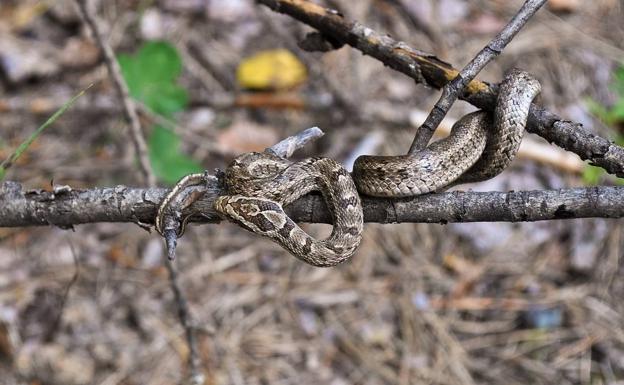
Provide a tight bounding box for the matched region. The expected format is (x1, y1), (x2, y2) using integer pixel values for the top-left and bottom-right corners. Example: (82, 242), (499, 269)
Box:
(164, 258), (204, 385)
(266, 126), (324, 157)
(75, 0), (156, 187)
(75, 1), (202, 379)
(43, 238), (81, 343)
(408, 0), (548, 153)
(2, 181), (623, 226)
(256, 0), (624, 178)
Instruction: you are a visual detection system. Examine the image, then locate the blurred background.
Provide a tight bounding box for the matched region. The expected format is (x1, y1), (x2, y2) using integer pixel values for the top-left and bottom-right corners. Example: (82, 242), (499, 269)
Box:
(1, 0), (624, 384)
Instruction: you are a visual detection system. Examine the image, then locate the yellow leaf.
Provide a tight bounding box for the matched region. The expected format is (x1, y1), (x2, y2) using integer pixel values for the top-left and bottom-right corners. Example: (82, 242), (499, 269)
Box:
(8, 2), (50, 31)
(236, 49), (307, 90)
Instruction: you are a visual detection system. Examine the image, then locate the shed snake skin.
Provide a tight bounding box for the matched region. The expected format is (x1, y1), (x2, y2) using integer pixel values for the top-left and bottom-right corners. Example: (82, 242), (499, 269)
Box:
(160, 69), (541, 267)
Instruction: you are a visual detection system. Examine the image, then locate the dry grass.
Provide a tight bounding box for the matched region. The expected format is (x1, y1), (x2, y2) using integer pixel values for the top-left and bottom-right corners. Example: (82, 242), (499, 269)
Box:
(0, 0), (623, 384)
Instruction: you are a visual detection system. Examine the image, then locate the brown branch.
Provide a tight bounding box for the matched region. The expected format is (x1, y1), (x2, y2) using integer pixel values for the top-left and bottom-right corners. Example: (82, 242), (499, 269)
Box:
(2, 181), (623, 228)
(256, 0), (624, 178)
(164, 257), (204, 385)
(266, 126), (324, 157)
(409, 0), (548, 153)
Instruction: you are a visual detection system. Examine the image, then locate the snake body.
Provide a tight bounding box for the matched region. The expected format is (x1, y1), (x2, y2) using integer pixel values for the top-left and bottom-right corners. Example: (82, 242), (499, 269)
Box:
(213, 153), (363, 267)
(353, 69), (541, 196)
(213, 69), (540, 266)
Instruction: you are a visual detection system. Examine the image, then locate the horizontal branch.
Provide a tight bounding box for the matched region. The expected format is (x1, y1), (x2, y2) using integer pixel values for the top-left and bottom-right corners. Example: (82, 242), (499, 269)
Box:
(1, 181), (622, 229)
(257, 0), (624, 177)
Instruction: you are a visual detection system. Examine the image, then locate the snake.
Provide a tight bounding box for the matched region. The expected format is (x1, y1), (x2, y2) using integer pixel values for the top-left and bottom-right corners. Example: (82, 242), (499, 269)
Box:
(213, 154), (363, 267)
(352, 69), (541, 196)
(163, 69), (540, 267)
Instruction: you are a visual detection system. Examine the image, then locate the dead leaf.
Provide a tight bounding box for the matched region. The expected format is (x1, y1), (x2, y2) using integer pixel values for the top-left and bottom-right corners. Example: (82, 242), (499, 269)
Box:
(0, 320), (14, 363)
(0, 34), (60, 83)
(459, 13), (505, 35)
(60, 38), (100, 68)
(217, 121), (278, 153)
(548, 0), (581, 13)
(1, 1), (49, 32)
(236, 49), (307, 90)
(106, 244), (137, 268)
(16, 344), (95, 385)
(235, 92), (305, 109)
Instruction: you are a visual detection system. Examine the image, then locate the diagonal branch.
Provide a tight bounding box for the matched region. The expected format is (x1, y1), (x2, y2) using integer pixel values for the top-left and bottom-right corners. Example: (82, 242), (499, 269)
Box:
(76, 2), (201, 381)
(256, 0), (624, 178)
(1, 181), (623, 228)
(409, 0), (548, 153)
(75, 0), (156, 187)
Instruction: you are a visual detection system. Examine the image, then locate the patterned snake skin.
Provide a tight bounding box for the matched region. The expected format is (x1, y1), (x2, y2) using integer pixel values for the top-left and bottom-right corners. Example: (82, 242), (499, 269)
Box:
(214, 69), (540, 266)
(353, 69), (541, 196)
(214, 153), (363, 267)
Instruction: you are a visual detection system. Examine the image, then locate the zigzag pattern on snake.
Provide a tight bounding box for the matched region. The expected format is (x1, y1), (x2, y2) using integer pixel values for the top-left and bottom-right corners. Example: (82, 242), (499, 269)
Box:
(214, 154), (363, 267)
(213, 69), (541, 267)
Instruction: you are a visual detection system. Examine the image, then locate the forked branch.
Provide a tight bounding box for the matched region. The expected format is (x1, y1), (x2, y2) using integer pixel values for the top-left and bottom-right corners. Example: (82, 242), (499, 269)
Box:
(257, 0), (624, 177)
(1, 2), (623, 229)
(409, 0), (548, 152)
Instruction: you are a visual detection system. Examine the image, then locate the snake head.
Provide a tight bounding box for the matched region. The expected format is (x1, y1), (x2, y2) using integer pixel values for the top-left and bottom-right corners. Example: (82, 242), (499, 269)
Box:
(224, 152), (290, 194)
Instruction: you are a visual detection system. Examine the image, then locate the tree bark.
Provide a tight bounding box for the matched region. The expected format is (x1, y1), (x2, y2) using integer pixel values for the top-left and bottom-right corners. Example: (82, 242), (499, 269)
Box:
(2, 181), (622, 229)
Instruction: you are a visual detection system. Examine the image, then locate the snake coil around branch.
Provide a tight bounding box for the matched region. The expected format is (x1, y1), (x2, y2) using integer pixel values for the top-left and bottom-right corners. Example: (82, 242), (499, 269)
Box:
(157, 69), (541, 267)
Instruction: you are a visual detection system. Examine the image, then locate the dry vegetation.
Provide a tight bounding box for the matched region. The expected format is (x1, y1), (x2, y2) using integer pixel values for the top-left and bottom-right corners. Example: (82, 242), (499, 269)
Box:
(1, 0), (624, 384)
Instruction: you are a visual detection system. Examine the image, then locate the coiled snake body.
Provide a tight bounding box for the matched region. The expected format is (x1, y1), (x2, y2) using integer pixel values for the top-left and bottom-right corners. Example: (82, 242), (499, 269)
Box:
(213, 69), (540, 266)
(214, 154), (363, 267)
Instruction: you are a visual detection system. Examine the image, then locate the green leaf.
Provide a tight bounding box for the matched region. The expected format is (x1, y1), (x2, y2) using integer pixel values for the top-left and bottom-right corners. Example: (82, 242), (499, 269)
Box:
(613, 66), (624, 95)
(611, 98), (624, 121)
(140, 82), (188, 117)
(588, 64), (624, 127)
(137, 41), (183, 82)
(118, 41), (187, 117)
(0, 84), (92, 181)
(118, 41), (199, 183)
(148, 126), (203, 185)
(582, 165), (604, 186)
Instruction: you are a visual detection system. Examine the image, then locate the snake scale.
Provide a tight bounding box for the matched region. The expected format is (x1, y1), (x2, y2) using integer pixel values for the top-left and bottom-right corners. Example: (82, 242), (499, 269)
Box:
(214, 154), (363, 267)
(181, 69), (541, 267)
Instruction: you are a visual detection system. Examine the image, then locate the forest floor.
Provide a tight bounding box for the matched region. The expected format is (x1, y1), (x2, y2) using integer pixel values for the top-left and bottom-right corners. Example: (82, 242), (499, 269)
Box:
(1, 0), (624, 384)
